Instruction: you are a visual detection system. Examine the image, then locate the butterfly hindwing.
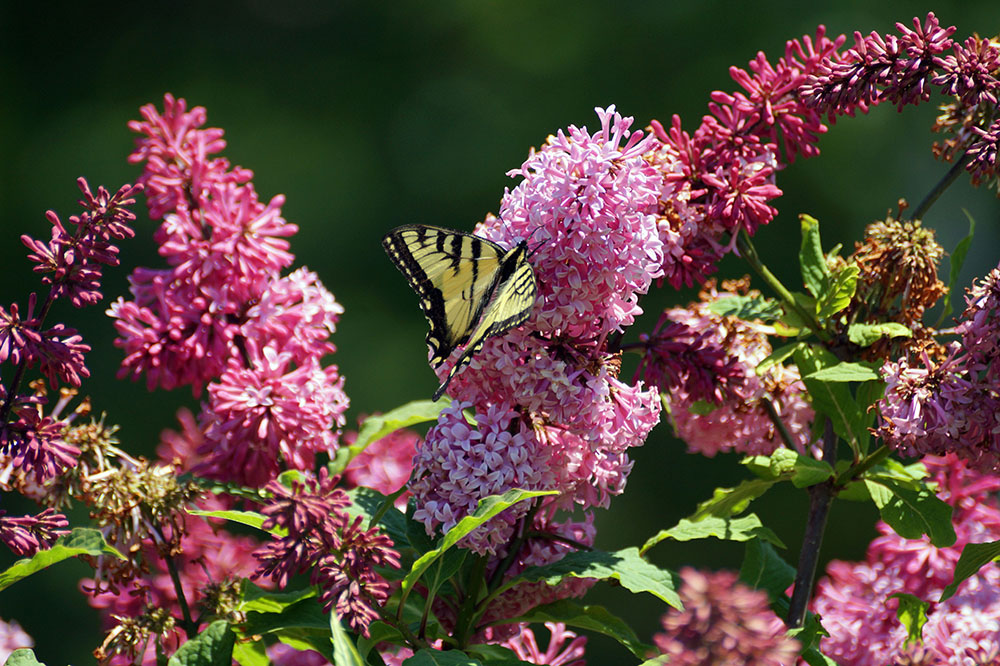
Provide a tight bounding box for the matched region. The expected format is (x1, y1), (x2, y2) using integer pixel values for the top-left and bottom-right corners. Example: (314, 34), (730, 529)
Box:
(382, 224), (537, 399)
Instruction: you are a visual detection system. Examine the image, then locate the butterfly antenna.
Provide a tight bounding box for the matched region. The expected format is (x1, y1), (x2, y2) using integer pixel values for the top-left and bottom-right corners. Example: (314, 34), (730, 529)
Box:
(525, 225), (548, 258)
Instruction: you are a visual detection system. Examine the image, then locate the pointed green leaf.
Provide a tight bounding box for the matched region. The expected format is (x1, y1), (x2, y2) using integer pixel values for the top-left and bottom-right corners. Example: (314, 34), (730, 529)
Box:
(739, 539), (795, 604)
(232, 639), (269, 666)
(799, 214), (831, 298)
(345, 486), (410, 548)
(794, 344), (867, 456)
(330, 614), (364, 666)
(187, 508), (267, 532)
(781, 292), (818, 331)
(239, 581), (316, 613)
(800, 646), (839, 666)
(640, 514), (785, 556)
(510, 600), (653, 659)
(3, 649), (46, 666)
(756, 343), (800, 376)
(847, 322), (912, 348)
(743, 448), (834, 488)
(891, 593), (929, 645)
(330, 399), (448, 474)
(706, 293), (783, 322)
(693, 478), (778, 518)
(864, 475), (955, 546)
(0, 527), (122, 591)
(167, 620), (235, 666)
(357, 621), (405, 663)
(513, 547), (681, 608)
(403, 650), (484, 665)
(804, 361), (880, 383)
(939, 540), (1000, 601)
(244, 598), (328, 636)
(816, 264), (859, 319)
(400, 489), (556, 604)
(939, 212), (976, 322)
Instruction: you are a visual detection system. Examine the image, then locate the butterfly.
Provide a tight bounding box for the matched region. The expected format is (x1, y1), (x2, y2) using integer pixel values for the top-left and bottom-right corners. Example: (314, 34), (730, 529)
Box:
(382, 224), (538, 400)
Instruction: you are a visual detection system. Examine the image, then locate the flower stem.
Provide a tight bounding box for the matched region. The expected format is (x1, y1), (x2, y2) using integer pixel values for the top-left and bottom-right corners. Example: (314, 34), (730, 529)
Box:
(736, 229), (828, 342)
(908, 151), (971, 222)
(787, 418), (837, 628)
(761, 397), (798, 451)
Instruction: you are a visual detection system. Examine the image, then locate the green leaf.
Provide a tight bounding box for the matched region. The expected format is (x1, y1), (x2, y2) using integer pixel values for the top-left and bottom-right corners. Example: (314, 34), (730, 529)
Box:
(403, 649), (484, 665)
(466, 644), (532, 664)
(400, 489), (557, 605)
(0, 527), (122, 591)
(739, 539), (795, 604)
(232, 639), (269, 666)
(510, 600), (652, 659)
(743, 448), (834, 488)
(891, 593), (930, 645)
(239, 582), (316, 613)
(804, 361), (880, 383)
(686, 399), (719, 415)
(693, 478), (778, 518)
(345, 486), (410, 548)
(756, 342), (800, 376)
(187, 508), (268, 532)
(847, 322), (912, 348)
(640, 514), (785, 556)
(244, 598), (329, 636)
(513, 547), (681, 608)
(706, 293), (783, 322)
(816, 264), (859, 319)
(939, 211), (976, 323)
(3, 649), (46, 666)
(330, 399), (449, 474)
(331, 613), (364, 666)
(800, 646), (839, 666)
(799, 214), (831, 298)
(781, 292), (818, 331)
(788, 611), (830, 655)
(864, 475), (955, 547)
(794, 344), (867, 456)
(939, 540), (1000, 601)
(357, 621), (405, 663)
(167, 620), (235, 666)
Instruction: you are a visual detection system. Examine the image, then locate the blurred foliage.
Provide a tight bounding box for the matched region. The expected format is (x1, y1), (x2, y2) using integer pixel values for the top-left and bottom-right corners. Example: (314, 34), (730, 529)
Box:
(1, 1), (999, 663)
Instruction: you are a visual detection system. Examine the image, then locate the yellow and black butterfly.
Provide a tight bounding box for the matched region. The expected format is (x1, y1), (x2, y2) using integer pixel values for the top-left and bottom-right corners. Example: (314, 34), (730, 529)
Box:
(382, 224), (537, 400)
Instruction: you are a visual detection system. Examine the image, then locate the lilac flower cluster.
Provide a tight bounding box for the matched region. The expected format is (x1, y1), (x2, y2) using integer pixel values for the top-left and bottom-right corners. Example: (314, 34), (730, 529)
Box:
(1, 180), (140, 488)
(647, 283), (813, 457)
(412, 107), (663, 556)
(646, 27), (845, 289)
(812, 454), (1000, 664)
(252, 470), (400, 635)
(109, 94), (348, 488)
(653, 568), (798, 666)
(878, 262), (1000, 471)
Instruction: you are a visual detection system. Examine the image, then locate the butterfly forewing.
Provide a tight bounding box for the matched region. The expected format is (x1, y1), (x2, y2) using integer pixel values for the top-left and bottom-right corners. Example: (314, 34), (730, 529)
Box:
(383, 225), (508, 365)
(382, 224), (538, 400)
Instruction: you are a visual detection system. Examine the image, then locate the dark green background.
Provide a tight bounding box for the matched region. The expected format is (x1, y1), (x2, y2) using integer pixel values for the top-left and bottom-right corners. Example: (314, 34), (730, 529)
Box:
(2, 2), (998, 663)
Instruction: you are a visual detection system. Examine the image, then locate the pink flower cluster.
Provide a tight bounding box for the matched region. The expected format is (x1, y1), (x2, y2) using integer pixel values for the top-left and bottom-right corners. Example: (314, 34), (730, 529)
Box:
(252, 469), (400, 635)
(649, 285), (812, 457)
(412, 107), (662, 555)
(1, 180), (140, 486)
(878, 262), (1000, 471)
(109, 94), (348, 488)
(653, 568), (798, 666)
(812, 454), (1000, 664)
(0, 507), (68, 557)
(646, 27), (845, 289)
(0, 617), (33, 664)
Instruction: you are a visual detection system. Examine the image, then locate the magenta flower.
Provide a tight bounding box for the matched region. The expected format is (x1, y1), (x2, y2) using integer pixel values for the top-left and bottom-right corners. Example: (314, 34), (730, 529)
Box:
(252, 470), (400, 636)
(500, 622), (588, 666)
(812, 454), (1000, 664)
(0, 507), (69, 557)
(197, 346), (347, 487)
(654, 568), (798, 666)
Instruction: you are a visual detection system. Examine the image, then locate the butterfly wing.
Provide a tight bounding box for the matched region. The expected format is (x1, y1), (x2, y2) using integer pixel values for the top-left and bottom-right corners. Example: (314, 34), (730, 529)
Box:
(382, 224), (537, 400)
(383, 224), (508, 366)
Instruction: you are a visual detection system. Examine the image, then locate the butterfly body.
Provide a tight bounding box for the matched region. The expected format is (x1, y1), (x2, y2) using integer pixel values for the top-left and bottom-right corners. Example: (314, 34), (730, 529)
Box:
(382, 224), (537, 400)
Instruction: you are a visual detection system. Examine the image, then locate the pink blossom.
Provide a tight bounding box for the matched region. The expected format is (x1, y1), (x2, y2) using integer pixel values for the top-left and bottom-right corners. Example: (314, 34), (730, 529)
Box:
(0, 617), (33, 664)
(0, 507), (68, 556)
(654, 568), (798, 666)
(500, 622), (588, 665)
(343, 426), (419, 504)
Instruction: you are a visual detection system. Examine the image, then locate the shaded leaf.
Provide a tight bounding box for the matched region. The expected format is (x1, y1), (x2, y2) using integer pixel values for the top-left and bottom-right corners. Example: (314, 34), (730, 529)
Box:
(403, 650), (483, 665)
(513, 547), (681, 608)
(641, 514), (785, 556)
(794, 344), (867, 456)
(706, 293), (782, 322)
(939, 212), (975, 322)
(847, 323), (912, 348)
(864, 475), (955, 547)
(799, 214), (831, 298)
(167, 620), (235, 666)
(345, 486), (410, 549)
(939, 540), (1000, 601)
(357, 621), (405, 663)
(739, 539), (795, 604)
(510, 600), (652, 659)
(330, 399), (448, 474)
(0, 528), (122, 592)
(239, 582), (316, 613)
